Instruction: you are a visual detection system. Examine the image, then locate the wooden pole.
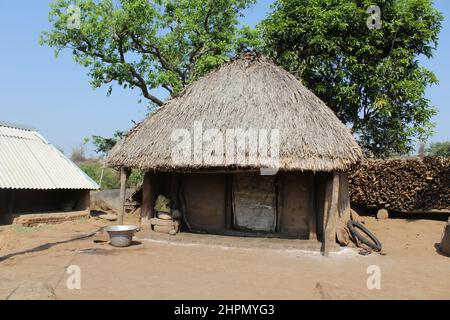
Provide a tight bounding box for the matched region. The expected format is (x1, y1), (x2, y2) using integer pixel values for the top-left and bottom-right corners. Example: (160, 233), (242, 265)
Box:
(323, 171), (340, 257)
(119, 167), (129, 225)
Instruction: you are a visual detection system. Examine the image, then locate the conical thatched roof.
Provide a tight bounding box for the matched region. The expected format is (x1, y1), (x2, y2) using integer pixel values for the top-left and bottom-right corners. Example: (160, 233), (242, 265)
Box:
(107, 51), (362, 172)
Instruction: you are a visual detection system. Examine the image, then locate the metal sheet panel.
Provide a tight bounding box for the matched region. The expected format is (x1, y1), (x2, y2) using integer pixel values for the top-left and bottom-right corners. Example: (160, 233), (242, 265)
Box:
(232, 173), (277, 232)
(0, 125), (99, 190)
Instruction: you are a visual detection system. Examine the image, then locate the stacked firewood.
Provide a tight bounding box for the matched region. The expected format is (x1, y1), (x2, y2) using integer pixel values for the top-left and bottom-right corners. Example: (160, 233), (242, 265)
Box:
(349, 157), (450, 212)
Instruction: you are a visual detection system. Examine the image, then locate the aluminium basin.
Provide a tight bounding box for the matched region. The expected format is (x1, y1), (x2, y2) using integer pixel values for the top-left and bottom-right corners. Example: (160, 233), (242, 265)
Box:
(104, 225), (138, 247)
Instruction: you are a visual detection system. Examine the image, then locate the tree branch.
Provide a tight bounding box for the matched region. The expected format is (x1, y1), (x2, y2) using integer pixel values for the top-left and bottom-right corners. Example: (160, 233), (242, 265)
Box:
(74, 37), (164, 106)
(162, 84), (173, 95)
(117, 37), (164, 106)
(131, 34), (186, 86)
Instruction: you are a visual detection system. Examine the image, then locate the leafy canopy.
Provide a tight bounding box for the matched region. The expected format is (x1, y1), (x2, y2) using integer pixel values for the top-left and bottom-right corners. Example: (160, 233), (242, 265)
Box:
(87, 130), (124, 156)
(40, 0), (257, 107)
(261, 0), (443, 157)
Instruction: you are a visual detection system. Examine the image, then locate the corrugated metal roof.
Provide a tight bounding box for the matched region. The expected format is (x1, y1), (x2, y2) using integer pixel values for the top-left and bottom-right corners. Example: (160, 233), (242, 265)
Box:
(0, 124), (99, 190)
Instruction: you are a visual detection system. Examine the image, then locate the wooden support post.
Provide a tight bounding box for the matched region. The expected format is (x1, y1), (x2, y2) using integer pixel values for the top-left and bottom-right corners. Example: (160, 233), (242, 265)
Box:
(118, 167), (129, 225)
(322, 171), (340, 257)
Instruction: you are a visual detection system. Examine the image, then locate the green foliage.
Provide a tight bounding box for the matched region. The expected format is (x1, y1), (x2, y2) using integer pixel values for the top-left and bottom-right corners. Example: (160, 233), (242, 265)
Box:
(40, 0), (257, 107)
(233, 24), (264, 52)
(261, 0), (443, 157)
(79, 161), (119, 188)
(427, 141), (450, 157)
(86, 130), (123, 156)
(79, 161), (143, 189)
(128, 169), (144, 187)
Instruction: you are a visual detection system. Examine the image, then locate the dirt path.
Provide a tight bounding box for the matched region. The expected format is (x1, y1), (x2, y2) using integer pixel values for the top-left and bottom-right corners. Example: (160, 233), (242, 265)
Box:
(0, 216), (449, 299)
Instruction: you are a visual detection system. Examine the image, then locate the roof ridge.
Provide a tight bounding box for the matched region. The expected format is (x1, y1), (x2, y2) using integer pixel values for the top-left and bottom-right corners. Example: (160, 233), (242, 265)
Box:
(0, 121), (36, 132)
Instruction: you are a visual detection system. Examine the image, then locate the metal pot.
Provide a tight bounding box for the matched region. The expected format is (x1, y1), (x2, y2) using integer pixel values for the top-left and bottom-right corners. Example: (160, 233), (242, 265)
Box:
(104, 225), (138, 247)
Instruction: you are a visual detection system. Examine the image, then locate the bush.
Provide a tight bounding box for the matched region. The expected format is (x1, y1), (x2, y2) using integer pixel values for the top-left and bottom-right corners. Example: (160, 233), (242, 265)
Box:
(427, 141), (450, 157)
(79, 161), (143, 189)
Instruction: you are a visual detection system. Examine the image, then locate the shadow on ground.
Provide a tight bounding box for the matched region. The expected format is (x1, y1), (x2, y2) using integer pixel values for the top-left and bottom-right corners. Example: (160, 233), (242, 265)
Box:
(0, 229), (101, 262)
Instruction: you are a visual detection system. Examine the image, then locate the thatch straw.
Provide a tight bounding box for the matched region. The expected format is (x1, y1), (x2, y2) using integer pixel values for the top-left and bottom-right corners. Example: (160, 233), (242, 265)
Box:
(107, 51), (362, 172)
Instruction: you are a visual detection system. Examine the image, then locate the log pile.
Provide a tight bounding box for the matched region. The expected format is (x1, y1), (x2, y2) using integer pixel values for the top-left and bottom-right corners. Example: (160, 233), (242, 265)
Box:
(349, 157), (450, 212)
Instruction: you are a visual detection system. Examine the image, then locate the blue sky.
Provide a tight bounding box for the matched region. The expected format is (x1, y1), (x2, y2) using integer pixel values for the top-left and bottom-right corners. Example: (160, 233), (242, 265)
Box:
(0, 0), (448, 156)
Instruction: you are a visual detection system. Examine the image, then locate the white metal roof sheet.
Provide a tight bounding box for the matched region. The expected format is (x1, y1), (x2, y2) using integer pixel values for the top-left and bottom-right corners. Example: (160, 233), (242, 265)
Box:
(0, 125), (99, 190)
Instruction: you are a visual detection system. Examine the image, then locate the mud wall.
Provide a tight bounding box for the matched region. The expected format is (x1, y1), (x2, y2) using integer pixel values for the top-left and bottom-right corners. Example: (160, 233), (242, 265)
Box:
(145, 171), (343, 240)
(279, 172), (315, 239)
(180, 173), (227, 232)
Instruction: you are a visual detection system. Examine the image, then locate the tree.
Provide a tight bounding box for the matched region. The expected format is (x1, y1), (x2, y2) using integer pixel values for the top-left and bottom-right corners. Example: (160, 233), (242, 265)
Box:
(261, 0), (443, 157)
(88, 130), (124, 156)
(427, 141), (450, 157)
(70, 144), (87, 163)
(40, 0), (257, 108)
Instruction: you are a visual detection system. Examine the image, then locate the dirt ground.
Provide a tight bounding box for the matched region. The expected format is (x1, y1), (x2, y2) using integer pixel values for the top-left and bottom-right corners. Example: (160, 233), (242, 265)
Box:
(0, 214), (449, 300)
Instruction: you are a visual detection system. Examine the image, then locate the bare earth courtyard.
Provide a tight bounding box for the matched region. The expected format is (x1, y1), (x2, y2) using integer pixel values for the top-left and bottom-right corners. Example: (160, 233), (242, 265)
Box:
(0, 215), (449, 300)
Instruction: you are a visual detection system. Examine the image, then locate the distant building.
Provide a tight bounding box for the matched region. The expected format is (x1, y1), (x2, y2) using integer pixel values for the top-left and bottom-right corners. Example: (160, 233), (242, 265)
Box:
(0, 122), (99, 224)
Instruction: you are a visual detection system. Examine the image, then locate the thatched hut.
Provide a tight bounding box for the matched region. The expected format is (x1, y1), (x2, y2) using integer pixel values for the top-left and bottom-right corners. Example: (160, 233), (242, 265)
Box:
(107, 51), (362, 254)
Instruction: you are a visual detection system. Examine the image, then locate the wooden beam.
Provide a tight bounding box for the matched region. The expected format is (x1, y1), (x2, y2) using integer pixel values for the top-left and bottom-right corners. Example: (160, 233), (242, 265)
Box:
(322, 171), (340, 257)
(118, 167), (129, 225)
